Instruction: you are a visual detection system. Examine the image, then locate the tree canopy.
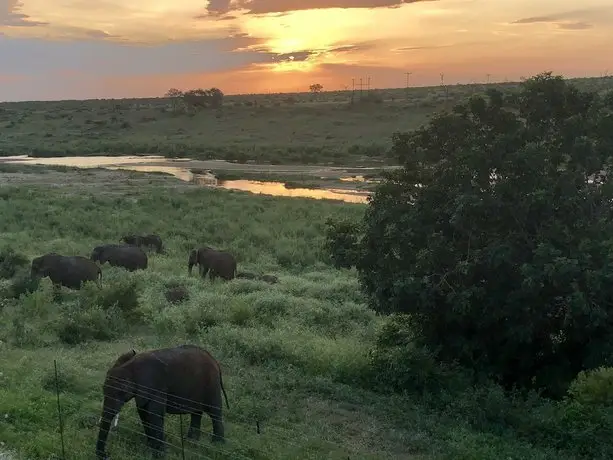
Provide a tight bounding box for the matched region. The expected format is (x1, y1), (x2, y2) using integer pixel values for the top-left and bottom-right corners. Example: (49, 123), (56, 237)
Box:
(351, 73), (613, 396)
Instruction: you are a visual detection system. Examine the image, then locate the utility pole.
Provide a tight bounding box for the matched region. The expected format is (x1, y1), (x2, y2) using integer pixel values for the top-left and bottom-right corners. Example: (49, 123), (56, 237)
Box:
(440, 73), (448, 104)
(351, 78), (355, 104)
(486, 73), (491, 84)
(367, 77), (371, 91)
(404, 72), (412, 100)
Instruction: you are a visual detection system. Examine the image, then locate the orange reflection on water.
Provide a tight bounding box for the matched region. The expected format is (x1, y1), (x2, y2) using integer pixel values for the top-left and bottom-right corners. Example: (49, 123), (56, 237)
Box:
(220, 180), (369, 204)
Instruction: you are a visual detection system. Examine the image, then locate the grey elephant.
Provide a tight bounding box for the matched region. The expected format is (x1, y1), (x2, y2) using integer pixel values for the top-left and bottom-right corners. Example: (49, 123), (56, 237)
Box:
(120, 234), (164, 254)
(188, 247), (237, 281)
(91, 244), (148, 271)
(95, 345), (229, 460)
(30, 253), (102, 290)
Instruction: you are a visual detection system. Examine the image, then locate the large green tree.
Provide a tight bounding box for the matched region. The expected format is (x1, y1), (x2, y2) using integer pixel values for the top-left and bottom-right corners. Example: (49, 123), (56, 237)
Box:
(358, 73), (613, 396)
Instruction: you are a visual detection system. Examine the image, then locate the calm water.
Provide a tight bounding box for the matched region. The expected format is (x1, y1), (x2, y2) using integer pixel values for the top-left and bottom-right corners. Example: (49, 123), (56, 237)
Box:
(0, 155), (372, 204)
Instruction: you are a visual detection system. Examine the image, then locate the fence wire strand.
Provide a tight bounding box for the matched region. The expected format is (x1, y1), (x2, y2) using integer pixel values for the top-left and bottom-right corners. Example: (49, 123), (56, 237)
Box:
(47, 360), (360, 460)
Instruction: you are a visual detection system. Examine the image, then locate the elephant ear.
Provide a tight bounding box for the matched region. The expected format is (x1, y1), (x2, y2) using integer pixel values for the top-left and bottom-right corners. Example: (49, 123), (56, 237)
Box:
(111, 350), (137, 369)
(132, 354), (169, 402)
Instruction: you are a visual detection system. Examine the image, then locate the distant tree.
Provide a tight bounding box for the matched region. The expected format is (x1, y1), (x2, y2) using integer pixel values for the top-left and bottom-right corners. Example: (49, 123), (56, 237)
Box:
(164, 88), (184, 112)
(309, 83), (323, 94)
(182, 87), (224, 111)
(345, 72), (613, 397)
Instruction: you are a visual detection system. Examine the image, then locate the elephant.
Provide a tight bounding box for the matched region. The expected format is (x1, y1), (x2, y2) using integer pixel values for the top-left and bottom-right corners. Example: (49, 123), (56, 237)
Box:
(95, 345), (229, 460)
(121, 234), (164, 254)
(188, 247), (237, 281)
(91, 244), (148, 271)
(30, 253), (102, 290)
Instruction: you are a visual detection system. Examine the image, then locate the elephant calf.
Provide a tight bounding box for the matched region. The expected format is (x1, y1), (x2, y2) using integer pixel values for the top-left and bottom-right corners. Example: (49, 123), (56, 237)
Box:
(96, 345), (229, 460)
(31, 253), (102, 290)
(188, 247), (237, 281)
(121, 233), (164, 254)
(91, 244), (148, 271)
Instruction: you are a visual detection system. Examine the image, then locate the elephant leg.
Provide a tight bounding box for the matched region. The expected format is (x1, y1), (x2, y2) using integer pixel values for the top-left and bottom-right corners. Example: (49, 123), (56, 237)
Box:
(209, 270), (218, 282)
(137, 405), (154, 445)
(145, 402), (166, 456)
(207, 406), (225, 443)
(187, 413), (202, 440)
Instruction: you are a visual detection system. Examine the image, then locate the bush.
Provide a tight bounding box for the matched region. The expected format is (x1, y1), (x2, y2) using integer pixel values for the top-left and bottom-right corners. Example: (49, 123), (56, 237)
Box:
(323, 217), (362, 269)
(358, 72), (613, 397)
(368, 314), (471, 394)
(567, 367), (613, 407)
(0, 247), (29, 279)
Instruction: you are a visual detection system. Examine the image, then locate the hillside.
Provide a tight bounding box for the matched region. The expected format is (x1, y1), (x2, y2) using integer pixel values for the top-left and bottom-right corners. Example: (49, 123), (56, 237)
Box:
(1, 77), (612, 167)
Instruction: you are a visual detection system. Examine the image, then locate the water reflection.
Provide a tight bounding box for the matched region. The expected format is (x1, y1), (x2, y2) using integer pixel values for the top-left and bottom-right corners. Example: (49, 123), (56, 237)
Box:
(219, 180), (369, 204)
(0, 155), (370, 204)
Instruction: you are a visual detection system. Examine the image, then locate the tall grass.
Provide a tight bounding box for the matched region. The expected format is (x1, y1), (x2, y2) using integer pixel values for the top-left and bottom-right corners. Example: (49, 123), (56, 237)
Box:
(1, 168), (612, 459)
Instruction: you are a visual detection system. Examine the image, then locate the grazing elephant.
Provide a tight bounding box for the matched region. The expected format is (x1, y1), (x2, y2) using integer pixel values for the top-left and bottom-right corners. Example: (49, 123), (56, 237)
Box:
(91, 244), (148, 271)
(188, 247), (237, 281)
(95, 345), (229, 460)
(121, 234), (164, 254)
(30, 253), (102, 290)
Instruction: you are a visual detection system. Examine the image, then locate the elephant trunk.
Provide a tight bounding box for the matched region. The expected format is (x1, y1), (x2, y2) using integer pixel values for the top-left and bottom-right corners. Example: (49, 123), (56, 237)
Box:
(188, 262), (194, 276)
(95, 396), (126, 459)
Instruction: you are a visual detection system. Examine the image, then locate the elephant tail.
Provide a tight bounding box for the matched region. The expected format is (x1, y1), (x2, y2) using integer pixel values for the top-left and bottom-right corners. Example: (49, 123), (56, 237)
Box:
(219, 369), (230, 410)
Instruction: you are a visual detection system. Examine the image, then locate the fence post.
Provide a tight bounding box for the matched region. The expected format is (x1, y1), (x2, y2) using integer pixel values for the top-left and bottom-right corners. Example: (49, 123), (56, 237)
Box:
(179, 414), (186, 460)
(53, 360), (67, 460)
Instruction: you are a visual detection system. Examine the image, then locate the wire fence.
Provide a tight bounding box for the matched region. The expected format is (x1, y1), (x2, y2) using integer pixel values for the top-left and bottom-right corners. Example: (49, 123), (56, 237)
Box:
(42, 359), (361, 460)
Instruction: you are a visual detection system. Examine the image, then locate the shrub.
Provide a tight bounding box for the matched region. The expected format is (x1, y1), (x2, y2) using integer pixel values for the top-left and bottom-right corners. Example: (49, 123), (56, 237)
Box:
(164, 282), (190, 303)
(323, 217), (362, 268)
(0, 247), (29, 279)
(358, 72), (613, 397)
(3, 268), (39, 298)
(368, 314), (471, 394)
(567, 366), (613, 407)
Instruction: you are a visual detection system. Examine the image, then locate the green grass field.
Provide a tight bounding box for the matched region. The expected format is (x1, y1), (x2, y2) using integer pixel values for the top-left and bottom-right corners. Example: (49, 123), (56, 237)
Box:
(2, 76), (612, 167)
(1, 166), (611, 460)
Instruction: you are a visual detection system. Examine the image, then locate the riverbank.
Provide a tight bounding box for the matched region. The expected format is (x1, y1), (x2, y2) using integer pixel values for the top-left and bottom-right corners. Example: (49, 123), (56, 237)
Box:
(0, 156), (391, 203)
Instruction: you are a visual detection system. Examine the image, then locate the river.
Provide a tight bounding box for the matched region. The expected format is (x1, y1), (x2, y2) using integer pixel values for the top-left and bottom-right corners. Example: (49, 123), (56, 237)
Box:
(0, 155), (379, 204)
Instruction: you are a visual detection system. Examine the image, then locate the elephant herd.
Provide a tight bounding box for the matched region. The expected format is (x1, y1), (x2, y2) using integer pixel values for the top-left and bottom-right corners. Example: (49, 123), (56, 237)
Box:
(29, 233), (278, 290)
(26, 233), (278, 459)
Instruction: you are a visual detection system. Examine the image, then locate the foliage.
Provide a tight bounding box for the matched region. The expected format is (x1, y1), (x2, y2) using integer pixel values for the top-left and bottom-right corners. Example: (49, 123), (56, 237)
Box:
(309, 83), (323, 93)
(358, 72), (613, 397)
(323, 217), (362, 268)
(567, 366), (613, 407)
(0, 246), (29, 279)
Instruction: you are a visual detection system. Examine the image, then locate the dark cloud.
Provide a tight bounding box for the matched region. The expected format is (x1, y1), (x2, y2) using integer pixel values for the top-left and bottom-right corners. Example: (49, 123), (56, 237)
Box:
(558, 21), (593, 30)
(394, 44), (447, 51)
(512, 7), (612, 28)
(272, 50), (314, 62)
(0, 0), (47, 27)
(204, 0), (436, 17)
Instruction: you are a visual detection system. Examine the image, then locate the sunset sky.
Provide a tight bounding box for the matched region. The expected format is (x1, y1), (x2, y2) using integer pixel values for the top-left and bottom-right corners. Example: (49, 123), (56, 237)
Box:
(1, 0), (612, 101)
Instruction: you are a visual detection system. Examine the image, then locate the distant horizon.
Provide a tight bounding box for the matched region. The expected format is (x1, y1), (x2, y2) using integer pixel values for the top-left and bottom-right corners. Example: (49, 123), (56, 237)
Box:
(1, 73), (611, 104)
(2, 1), (612, 102)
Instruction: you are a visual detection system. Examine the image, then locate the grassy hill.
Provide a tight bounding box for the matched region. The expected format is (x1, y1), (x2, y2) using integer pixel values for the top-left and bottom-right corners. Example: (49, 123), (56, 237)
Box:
(1, 76), (612, 167)
(0, 165), (611, 460)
